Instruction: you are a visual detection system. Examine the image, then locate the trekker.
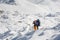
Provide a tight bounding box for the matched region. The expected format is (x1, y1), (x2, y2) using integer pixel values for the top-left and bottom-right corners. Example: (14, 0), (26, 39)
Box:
(33, 19), (40, 30)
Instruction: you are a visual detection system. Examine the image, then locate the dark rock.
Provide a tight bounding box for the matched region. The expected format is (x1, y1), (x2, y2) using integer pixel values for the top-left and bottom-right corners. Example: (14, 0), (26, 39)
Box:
(1, 15), (8, 19)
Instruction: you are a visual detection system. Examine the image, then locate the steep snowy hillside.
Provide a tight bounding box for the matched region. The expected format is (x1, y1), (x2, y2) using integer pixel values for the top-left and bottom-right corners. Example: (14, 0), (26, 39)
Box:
(0, 0), (60, 40)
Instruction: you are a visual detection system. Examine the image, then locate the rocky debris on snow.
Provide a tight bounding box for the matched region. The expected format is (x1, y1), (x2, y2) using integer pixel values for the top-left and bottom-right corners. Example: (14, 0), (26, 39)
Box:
(0, 0), (16, 5)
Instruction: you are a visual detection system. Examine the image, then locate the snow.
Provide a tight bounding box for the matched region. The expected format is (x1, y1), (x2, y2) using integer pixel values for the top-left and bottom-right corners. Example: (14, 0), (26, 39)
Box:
(0, 0), (60, 40)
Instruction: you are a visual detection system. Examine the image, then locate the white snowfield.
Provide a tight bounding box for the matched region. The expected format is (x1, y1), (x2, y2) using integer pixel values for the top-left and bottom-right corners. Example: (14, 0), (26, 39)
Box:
(0, 0), (60, 40)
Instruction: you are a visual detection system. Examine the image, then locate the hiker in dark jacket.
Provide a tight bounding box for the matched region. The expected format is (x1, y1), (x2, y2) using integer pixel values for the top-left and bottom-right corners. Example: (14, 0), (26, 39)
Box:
(33, 19), (40, 30)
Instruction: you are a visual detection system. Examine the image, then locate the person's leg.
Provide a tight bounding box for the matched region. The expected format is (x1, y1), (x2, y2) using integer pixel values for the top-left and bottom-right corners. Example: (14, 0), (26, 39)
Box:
(37, 26), (38, 29)
(34, 25), (37, 30)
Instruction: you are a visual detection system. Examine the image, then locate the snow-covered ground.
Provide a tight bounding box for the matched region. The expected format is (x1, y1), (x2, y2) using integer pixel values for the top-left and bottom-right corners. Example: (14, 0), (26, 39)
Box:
(0, 0), (60, 40)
